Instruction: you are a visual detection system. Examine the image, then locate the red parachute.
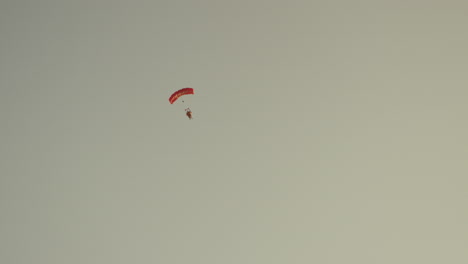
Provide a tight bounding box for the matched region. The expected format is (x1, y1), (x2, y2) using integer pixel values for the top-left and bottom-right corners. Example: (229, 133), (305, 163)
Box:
(169, 87), (195, 119)
(169, 88), (194, 104)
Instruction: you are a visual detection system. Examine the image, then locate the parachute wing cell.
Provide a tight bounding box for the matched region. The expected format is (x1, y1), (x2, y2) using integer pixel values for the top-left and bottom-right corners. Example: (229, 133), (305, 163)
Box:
(169, 88), (194, 104)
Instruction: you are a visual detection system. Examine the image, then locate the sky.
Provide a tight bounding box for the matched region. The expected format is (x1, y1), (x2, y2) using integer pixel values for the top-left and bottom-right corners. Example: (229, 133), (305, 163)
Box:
(1, 1), (468, 263)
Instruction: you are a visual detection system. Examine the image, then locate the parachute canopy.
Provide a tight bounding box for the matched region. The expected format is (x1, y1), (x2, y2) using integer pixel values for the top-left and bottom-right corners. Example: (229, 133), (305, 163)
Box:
(169, 88), (194, 104)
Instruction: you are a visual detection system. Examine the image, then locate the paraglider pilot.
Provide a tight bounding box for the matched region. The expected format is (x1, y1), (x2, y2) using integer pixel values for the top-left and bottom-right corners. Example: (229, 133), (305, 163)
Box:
(185, 108), (193, 119)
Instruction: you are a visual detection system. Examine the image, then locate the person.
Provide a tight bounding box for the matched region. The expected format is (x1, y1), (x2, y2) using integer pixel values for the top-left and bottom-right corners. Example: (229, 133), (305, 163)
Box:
(185, 108), (192, 119)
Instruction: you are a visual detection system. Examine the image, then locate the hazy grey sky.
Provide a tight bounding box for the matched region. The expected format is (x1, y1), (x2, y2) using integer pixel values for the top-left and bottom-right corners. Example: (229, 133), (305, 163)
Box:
(1, 1), (467, 263)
